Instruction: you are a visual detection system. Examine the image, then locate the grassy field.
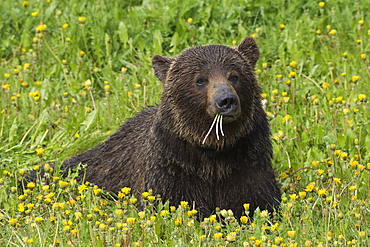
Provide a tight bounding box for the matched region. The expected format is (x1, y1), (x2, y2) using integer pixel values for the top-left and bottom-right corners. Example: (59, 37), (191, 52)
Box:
(1, 0), (370, 246)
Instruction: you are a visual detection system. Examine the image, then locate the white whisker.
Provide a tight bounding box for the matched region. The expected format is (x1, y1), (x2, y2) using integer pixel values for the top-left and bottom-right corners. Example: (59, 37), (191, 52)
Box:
(202, 115), (218, 145)
(220, 115), (224, 136)
(215, 114), (220, 140)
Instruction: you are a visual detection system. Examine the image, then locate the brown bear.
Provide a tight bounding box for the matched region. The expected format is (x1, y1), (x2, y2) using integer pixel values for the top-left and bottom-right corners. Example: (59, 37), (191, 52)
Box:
(30, 36), (281, 219)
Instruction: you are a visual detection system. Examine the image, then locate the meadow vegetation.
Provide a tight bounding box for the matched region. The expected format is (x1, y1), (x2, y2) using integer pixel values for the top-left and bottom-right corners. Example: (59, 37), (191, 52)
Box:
(1, 0), (370, 246)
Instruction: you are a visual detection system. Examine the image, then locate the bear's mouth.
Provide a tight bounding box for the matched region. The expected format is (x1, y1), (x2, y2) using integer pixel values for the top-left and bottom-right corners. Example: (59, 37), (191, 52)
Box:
(201, 112), (241, 145)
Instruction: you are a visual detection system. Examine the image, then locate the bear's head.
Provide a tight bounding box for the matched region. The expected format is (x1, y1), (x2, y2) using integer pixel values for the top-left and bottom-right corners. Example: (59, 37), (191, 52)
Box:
(152, 36), (262, 150)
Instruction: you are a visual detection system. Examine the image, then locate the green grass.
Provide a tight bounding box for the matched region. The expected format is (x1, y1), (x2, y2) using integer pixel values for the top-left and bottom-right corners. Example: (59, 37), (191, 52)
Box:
(1, 0), (370, 246)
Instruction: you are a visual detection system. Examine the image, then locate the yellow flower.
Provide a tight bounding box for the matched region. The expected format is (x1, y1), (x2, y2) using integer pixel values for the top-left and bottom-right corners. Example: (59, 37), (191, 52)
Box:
(361, 54), (366, 60)
(326, 25), (331, 31)
(160, 210), (169, 217)
(319, 2), (325, 7)
(180, 201), (188, 208)
(75, 133), (80, 139)
(79, 17), (86, 23)
(261, 93), (267, 99)
(9, 218), (17, 226)
(329, 29), (337, 35)
(289, 72), (296, 77)
(232, 40), (237, 46)
(126, 217), (136, 226)
(316, 29), (321, 35)
(349, 185), (357, 191)
(78, 184), (87, 193)
(318, 189), (326, 196)
(63, 24), (69, 29)
(187, 18), (193, 24)
(262, 63), (267, 68)
(357, 39), (361, 44)
(305, 182), (315, 192)
(255, 69), (262, 74)
(283, 115), (290, 123)
(142, 192), (149, 198)
(31, 12), (38, 17)
(342, 108), (349, 115)
(299, 191), (306, 199)
(280, 24), (285, 29)
(22, 1), (29, 7)
(18, 203), (25, 212)
(288, 231), (295, 238)
(317, 169), (324, 175)
(240, 216), (248, 224)
(336, 96), (343, 103)
(214, 233), (223, 241)
(66, 37), (71, 42)
(27, 182), (35, 189)
(352, 76), (359, 82)
(59, 180), (68, 188)
(104, 84), (110, 92)
(272, 89), (278, 95)
(341, 152), (348, 159)
(333, 177), (341, 184)
(36, 148), (44, 156)
(121, 187), (131, 195)
(322, 82), (329, 89)
(147, 195), (155, 202)
(35, 217), (43, 223)
(290, 61), (297, 67)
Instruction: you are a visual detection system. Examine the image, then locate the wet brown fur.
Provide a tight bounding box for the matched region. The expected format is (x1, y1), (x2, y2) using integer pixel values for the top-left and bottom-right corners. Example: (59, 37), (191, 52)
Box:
(28, 37), (281, 219)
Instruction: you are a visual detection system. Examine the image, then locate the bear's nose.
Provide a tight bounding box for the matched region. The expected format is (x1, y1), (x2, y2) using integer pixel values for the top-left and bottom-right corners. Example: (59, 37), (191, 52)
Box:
(215, 94), (238, 113)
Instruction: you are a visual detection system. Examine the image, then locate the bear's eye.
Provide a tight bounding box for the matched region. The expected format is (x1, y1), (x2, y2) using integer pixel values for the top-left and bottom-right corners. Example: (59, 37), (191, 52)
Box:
(229, 74), (239, 83)
(196, 77), (206, 86)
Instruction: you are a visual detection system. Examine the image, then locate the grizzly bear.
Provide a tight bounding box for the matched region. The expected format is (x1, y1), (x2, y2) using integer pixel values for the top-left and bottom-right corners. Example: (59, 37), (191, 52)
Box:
(29, 36), (281, 219)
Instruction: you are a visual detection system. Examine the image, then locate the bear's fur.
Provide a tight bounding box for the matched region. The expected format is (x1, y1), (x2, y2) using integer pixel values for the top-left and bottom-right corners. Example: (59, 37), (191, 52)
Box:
(30, 36), (281, 218)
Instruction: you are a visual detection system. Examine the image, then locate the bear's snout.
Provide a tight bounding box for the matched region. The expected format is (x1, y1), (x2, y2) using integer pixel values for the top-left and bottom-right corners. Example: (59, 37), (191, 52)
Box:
(207, 82), (241, 122)
(216, 93), (239, 113)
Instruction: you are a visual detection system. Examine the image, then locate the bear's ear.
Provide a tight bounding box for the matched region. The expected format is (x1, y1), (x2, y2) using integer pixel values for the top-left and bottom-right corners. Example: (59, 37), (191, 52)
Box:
(237, 36), (260, 68)
(152, 55), (175, 83)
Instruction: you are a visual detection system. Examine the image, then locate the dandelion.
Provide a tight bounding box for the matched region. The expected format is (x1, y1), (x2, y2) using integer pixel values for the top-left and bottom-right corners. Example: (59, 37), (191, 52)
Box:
(357, 39), (361, 44)
(289, 71), (296, 77)
(361, 54), (366, 60)
(22, 1), (29, 7)
(290, 61), (297, 67)
(322, 82), (329, 89)
(329, 29), (337, 35)
(299, 191), (306, 199)
(352, 76), (359, 82)
(214, 233), (223, 241)
(305, 182), (315, 192)
(318, 188), (326, 196)
(187, 18), (193, 24)
(280, 24), (285, 29)
(288, 231), (295, 238)
(66, 37), (71, 42)
(317, 169), (324, 175)
(27, 182), (35, 189)
(283, 115), (290, 123)
(180, 201), (188, 208)
(31, 12), (38, 17)
(333, 177), (341, 184)
(36, 148), (44, 156)
(79, 17), (86, 23)
(316, 29), (321, 35)
(9, 218), (17, 226)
